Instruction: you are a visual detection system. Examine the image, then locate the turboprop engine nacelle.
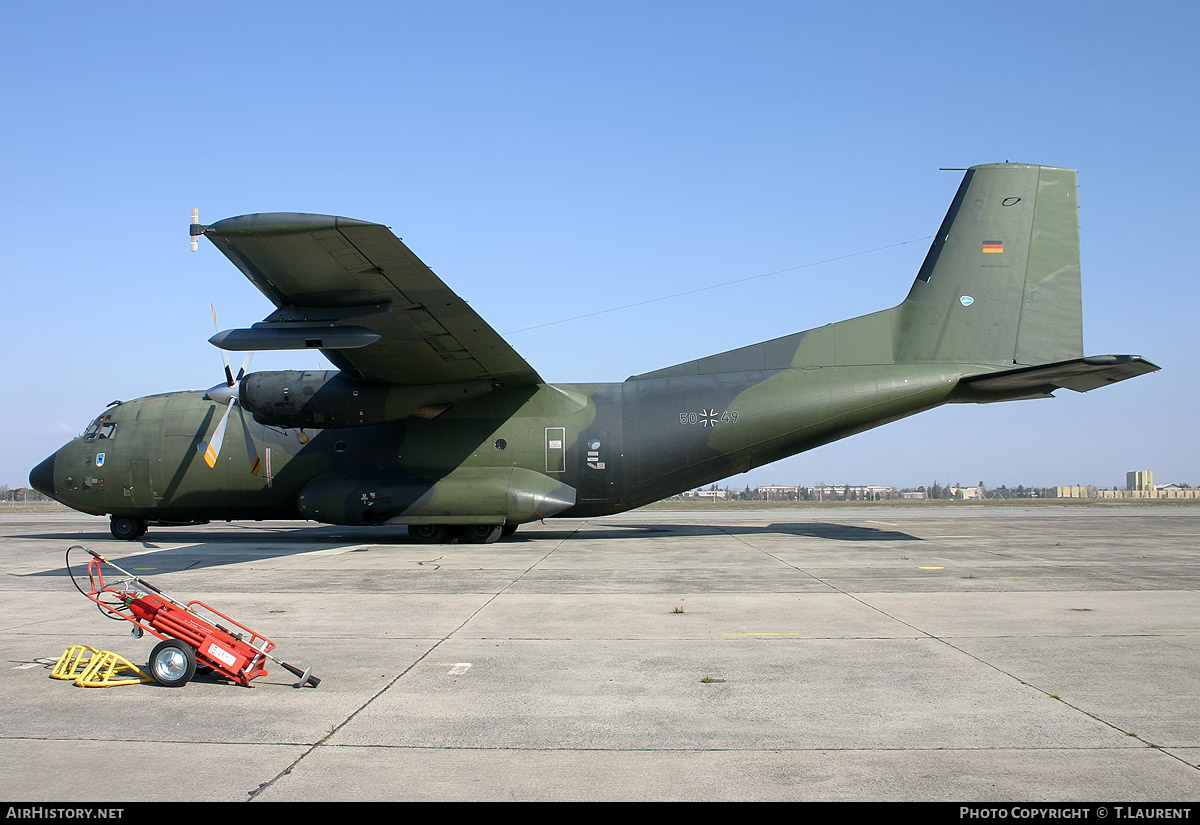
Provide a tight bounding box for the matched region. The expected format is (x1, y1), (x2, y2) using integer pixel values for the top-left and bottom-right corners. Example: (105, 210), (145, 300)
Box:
(239, 370), (493, 428)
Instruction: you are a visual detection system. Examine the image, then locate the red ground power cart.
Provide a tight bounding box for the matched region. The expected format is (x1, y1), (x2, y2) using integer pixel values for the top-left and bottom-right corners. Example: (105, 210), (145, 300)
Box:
(67, 545), (318, 688)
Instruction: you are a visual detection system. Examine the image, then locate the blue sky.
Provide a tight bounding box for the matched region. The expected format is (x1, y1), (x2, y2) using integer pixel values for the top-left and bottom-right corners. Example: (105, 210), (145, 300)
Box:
(2, 1), (1196, 491)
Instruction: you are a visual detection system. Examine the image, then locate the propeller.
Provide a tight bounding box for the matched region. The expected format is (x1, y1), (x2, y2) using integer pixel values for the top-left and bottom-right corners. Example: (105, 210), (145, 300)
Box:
(204, 305), (260, 475)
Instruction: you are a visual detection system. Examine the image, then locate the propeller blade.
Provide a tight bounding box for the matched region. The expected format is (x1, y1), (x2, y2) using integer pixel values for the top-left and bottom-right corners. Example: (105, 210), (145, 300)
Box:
(237, 404), (261, 476)
(203, 397), (236, 468)
(204, 310), (257, 474)
(235, 352), (253, 384)
(211, 303), (235, 386)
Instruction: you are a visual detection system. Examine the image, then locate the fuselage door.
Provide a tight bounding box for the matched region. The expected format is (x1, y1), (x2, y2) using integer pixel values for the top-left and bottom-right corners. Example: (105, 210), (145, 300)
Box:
(128, 459), (155, 508)
(545, 427), (565, 473)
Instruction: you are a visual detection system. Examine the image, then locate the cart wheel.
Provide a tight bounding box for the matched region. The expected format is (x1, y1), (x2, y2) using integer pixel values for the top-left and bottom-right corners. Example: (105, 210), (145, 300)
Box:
(149, 639), (197, 687)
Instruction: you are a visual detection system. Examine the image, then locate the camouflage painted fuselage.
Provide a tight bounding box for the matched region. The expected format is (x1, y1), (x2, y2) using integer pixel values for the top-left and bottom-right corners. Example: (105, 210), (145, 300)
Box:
(45, 362), (969, 525)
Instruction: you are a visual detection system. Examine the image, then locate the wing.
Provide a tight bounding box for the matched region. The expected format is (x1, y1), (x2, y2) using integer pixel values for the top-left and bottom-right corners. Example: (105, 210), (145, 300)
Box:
(199, 213), (541, 387)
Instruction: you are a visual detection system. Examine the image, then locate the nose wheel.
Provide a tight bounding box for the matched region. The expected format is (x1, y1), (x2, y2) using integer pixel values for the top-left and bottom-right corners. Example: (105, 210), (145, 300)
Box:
(110, 516), (148, 541)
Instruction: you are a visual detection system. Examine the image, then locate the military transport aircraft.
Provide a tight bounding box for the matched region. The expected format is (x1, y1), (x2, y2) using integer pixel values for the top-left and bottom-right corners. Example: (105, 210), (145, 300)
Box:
(30, 163), (1158, 543)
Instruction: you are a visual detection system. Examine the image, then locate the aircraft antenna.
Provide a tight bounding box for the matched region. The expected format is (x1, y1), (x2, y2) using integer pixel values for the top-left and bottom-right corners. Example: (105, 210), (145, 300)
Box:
(506, 235), (932, 335)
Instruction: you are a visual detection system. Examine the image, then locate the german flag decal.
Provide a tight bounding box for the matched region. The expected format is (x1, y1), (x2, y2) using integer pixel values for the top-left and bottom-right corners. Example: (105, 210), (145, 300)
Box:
(982, 240), (1004, 254)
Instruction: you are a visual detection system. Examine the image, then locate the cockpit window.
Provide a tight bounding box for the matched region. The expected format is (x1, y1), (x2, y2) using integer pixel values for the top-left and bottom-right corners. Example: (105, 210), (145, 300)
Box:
(83, 417), (117, 440)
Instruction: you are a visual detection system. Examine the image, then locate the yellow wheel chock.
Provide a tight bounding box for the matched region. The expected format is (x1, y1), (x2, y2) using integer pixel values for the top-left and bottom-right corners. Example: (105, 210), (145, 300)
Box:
(52, 645), (154, 687)
(51, 646), (99, 680)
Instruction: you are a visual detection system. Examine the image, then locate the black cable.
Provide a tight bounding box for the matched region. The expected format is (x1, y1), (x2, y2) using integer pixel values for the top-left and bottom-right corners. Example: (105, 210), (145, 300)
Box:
(65, 545), (132, 622)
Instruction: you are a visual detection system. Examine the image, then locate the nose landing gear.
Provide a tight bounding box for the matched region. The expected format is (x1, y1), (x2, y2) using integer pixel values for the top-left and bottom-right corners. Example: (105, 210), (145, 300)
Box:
(109, 516), (147, 541)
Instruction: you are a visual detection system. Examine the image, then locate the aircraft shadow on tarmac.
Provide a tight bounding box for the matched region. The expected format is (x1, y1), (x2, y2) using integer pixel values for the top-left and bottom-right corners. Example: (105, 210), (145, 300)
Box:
(23, 521), (921, 577)
(536, 522), (923, 542)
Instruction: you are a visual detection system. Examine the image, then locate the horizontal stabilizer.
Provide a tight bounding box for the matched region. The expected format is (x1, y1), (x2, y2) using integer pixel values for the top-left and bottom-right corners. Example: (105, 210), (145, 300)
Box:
(954, 355), (1159, 402)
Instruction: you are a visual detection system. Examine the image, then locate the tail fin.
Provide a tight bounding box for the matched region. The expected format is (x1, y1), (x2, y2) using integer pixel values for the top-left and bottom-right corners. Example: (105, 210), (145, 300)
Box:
(628, 163), (1157, 389)
(895, 163), (1083, 366)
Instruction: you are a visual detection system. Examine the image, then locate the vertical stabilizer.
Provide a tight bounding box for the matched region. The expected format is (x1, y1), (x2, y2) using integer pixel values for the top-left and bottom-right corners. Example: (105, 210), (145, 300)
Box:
(895, 164), (1083, 366)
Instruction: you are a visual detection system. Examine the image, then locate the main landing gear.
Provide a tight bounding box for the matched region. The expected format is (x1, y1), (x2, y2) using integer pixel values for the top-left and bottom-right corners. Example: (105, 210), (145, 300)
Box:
(109, 516), (147, 541)
(407, 524), (516, 544)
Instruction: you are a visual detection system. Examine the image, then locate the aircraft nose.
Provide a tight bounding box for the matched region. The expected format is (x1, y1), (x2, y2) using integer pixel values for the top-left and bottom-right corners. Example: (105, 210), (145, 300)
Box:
(29, 452), (57, 498)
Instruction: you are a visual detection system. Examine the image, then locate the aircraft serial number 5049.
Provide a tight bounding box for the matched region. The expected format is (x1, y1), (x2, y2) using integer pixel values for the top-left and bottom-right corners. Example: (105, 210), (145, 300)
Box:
(680, 410), (740, 426)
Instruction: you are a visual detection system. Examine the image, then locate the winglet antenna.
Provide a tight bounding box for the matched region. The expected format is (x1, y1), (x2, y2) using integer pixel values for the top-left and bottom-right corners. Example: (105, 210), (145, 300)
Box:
(190, 208), (201, 252)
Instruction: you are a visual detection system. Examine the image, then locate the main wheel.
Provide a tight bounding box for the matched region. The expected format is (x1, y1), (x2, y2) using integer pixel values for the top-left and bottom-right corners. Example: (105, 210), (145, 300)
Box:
(148, 639), (196, 687)
(501, 524), (518, 537)
(408, 524), (448, 543)
(462, 524), (503, 544)
(110, 516), (147, 541)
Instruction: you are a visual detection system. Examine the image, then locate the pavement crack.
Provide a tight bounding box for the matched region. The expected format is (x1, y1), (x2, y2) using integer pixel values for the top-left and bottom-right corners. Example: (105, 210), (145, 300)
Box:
(714, 523), (1200, 777)
(247, 523), (585, 801)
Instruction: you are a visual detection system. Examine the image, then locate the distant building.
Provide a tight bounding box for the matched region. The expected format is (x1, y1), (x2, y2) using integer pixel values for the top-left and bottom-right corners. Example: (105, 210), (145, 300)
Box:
(1127, 470), (1154, 493)
(760, 486), (802, 501)
(756, 484), (895, 500)
(0, 488), (54, 504)
(681, 489), (728, 500)
(1092, 470), (1199, 499)
(1155, 484), (1200, 499)
(1096, 488), (1154, 499)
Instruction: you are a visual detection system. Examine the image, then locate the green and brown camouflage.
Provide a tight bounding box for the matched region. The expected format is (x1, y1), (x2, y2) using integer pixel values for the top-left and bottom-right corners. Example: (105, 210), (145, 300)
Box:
(30, 163), (1158, 542)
